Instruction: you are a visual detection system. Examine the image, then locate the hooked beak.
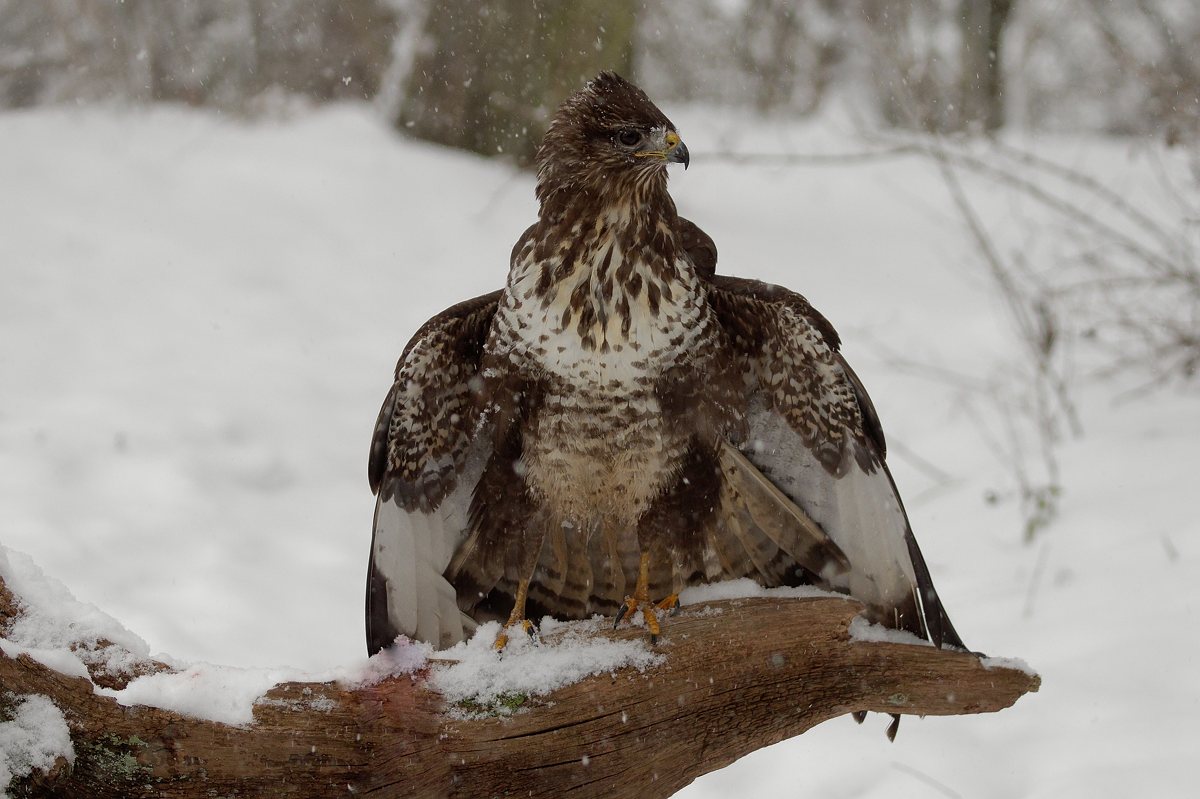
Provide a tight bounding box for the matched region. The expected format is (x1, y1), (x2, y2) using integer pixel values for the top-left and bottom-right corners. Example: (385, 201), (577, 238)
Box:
(665, 130), (690, 170)
(636, 129), (691, 170)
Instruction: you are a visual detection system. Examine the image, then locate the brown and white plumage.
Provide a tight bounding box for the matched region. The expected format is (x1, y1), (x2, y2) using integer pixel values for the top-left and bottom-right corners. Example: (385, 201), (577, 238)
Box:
(366, 72), (964, 662)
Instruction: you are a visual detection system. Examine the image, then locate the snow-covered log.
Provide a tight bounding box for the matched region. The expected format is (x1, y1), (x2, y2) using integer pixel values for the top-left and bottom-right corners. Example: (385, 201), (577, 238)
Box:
(0, 567), (1038, 798)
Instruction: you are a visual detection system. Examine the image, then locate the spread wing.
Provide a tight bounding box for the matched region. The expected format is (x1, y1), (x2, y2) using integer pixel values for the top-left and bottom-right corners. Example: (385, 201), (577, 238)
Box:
(707, 273), (964, 649)
(366, 290), (502, 653)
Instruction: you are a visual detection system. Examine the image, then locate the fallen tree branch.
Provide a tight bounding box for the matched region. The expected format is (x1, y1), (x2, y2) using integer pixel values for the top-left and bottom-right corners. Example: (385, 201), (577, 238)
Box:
(0, 571), (1038, 798)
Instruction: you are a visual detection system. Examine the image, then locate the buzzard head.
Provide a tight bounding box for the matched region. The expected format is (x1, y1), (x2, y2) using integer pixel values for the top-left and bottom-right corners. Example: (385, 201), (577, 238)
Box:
(535, 72), (689, 207)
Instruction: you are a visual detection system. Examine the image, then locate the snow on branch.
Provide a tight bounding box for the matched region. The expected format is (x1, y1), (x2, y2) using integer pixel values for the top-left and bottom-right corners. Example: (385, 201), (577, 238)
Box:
(0, 554), (1039, 798)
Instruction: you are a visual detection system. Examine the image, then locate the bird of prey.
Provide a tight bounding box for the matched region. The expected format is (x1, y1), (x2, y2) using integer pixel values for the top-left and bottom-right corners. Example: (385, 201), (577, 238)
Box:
(367, 73), (964, 672)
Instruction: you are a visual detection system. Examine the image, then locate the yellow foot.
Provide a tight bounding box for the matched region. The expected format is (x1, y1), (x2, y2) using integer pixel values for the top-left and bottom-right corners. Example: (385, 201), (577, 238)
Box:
(657, 593), (681, 615)
(495, 578), (536, 651)
(494, 619), (537, 651)
(613, 593), (679, 644)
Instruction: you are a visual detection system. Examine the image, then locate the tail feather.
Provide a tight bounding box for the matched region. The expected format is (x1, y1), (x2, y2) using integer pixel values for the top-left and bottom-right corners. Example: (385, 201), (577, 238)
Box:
(707, 515), (759, 579)
(445, 511), (506, 617)
(701, 539), (725, 583)
(587, 521), (625, 615)
(559, 523), (595, 615)
(529, 521), (595, 620)
(722, 509), (784, 584)
(538, 521), (569, 599)
(719, 442), (850, 581)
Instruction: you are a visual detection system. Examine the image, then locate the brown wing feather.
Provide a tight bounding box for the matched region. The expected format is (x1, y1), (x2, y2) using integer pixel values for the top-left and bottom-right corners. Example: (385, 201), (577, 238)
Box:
(679, 216), (717, 279)
(366, 290), (502, 654)
(718, 442), (850, 579)
(369, 290), (503, 504)
(705, 270), (964, 650)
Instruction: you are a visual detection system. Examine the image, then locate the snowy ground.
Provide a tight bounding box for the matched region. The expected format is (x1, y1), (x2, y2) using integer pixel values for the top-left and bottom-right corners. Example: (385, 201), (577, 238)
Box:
(1, 104), (1197, 797)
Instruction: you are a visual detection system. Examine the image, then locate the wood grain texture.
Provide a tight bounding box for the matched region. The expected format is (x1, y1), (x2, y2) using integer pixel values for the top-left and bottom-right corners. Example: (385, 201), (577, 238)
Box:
(1, 571), (1038, 798)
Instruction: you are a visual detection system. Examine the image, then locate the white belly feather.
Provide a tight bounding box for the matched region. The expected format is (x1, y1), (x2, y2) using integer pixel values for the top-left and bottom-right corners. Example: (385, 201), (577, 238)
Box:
(491, 236), (708, 523)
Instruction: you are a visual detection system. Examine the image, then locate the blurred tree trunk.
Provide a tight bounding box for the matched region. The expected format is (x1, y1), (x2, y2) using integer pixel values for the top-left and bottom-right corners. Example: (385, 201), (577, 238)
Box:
(394, 0), (636, 165)
(733, 0), (841, 115)
(959, 0), (1016, 131)
(245, 0), (397, 102)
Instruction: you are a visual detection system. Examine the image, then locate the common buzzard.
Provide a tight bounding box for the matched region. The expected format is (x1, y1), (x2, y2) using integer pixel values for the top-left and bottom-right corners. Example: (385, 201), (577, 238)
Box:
(367, 74), (964, 683)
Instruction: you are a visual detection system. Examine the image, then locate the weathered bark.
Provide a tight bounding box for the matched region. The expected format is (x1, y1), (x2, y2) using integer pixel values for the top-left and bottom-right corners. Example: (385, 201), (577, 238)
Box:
(1, 570), (1038, 798)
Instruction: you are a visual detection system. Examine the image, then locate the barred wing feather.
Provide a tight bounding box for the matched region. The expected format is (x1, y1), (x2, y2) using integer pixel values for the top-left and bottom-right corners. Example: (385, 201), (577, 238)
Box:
(707, 275), (964, 649)
(366, 291), (502, 653)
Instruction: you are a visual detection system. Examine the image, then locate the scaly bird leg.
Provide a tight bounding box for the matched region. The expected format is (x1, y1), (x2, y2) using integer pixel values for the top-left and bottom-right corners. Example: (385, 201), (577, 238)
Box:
(614, 553), (679, 644)
(494, 578), (537, 651)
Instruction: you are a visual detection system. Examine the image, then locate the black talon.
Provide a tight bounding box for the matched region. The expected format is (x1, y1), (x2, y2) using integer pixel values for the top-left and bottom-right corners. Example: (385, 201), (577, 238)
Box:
(614, 603), (630, 628)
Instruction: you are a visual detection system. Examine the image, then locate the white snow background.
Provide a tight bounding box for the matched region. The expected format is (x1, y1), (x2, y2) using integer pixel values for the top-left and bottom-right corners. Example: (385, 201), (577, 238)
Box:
(1, 104), (1197, 797)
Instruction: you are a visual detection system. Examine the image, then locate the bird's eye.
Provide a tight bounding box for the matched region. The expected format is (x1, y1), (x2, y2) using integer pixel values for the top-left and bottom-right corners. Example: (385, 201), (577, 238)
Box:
(616, 129), (643, 147)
